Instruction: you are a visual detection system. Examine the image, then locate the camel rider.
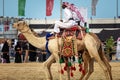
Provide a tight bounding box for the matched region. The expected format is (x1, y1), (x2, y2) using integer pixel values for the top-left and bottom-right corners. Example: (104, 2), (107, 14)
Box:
(68, 3), (86, 27)
(53, 2), (77, 34)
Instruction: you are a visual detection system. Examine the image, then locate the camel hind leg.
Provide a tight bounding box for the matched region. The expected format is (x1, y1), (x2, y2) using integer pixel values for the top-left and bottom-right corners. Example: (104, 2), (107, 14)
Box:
(88, 49), (112, 80)
(98, 45), (113, 80)
(84, 35), (112, 80)
(80, 50), (94, 80)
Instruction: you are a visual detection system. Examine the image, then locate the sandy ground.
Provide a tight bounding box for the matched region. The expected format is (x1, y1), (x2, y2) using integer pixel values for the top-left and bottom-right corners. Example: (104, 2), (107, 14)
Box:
(0, 61), (120, 80)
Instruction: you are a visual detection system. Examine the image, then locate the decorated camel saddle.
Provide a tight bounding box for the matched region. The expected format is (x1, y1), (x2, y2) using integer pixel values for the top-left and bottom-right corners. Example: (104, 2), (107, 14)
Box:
(58, 25), (86, 76)
(46, 25), (86, 40)
(46, 25), (86, 57)
(59, 25), (86, 57)
(60, 25), (86, 40)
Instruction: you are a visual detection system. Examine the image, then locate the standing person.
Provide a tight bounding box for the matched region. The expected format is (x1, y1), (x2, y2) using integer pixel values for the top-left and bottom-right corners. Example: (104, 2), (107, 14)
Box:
(9, 45), (15, 58)
(116, 38), (120, 60)
(14, 41), (22, 63)
(0, 40), (4, 63)
(1, 39), (10, 63)
(53, 2), (77, 34)
(29, 43), (37, 62)
(21, 40), (29, 62)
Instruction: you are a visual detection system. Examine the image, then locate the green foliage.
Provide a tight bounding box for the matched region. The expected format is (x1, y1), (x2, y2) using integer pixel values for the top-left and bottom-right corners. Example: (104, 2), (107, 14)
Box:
(105, 36), (115, 54)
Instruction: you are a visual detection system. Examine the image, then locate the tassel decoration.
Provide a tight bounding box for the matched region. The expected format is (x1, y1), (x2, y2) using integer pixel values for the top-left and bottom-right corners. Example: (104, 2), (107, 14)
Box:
(59, 58), (64, 63)
(82, 69), (85, 75)
(68, 62), (72, 67)
(70, 72), (74, 77)
(78, 58), (82, 64)
(61, 69), (64, 74)
(64, 65), (67, 71)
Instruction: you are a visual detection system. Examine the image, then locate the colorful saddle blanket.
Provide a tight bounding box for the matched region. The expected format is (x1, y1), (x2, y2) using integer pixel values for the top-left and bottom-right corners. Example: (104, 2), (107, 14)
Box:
(61, 36), (76, 57)
(60, 25), (86, 40)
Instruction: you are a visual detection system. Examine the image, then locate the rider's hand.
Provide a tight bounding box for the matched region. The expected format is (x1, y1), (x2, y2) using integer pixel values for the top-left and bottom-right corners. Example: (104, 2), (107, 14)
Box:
(60, 20), (63, 22)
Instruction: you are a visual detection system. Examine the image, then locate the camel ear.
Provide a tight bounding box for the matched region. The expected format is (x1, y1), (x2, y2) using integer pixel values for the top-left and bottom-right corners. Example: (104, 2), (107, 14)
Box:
(18, 24), (19, 26)
(17, 22), (20, 26)
(25, 21), (29, 26)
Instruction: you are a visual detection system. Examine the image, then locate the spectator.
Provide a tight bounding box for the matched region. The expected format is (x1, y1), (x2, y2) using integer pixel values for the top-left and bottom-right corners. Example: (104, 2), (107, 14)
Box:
(29, 43), (37, 62)
(14, 41), (22, 63)
(1, 39), (10, 63)
(0, 40), (4, 63)
(37, 49), (46, 62)
(9, 45), (15, 58)
(21, 40), (29, 62)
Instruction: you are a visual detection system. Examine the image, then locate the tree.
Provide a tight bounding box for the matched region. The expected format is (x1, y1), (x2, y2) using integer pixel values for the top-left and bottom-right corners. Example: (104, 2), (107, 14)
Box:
(105, 36), (115, 60)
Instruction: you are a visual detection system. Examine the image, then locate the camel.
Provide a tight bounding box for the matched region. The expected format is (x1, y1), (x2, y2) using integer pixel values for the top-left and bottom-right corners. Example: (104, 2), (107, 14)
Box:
(13, 21), (112, 80)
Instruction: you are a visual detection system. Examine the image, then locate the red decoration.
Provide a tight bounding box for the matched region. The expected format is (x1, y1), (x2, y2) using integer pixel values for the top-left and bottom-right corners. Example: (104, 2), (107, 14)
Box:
(64, 66), (67, 71)
(61, 69), (64, 74)
(82, 69), (85, 75)
(18, 33), (26, 40)
(72, 66), (76, 71)
(70, 72), (74, 77)
(65, 26), (79, 31)
(79, 64), (82, 67)
(62, 39), (74, 57)
(79, 67), (82, 72)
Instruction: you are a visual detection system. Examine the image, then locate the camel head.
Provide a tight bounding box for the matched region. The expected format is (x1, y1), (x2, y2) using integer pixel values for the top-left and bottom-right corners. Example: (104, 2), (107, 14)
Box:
(13, 21), (30, 33)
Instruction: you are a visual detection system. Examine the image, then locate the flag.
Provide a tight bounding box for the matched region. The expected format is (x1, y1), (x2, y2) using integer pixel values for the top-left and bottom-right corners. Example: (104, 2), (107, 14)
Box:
(18, 0), (26, 16)
(91, 0), (98, 16)
(46, 0), (54, 16)
(4, 20), (9, 32)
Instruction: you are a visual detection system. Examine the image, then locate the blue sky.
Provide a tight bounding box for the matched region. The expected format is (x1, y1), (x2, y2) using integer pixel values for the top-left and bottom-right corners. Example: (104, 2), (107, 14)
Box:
(0, 0), (120, 19)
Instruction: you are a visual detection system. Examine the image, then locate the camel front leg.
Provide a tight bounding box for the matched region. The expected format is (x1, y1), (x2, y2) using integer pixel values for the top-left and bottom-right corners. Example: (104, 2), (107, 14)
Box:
(43, 55), (55, 80)
(52, 52), (63, 80)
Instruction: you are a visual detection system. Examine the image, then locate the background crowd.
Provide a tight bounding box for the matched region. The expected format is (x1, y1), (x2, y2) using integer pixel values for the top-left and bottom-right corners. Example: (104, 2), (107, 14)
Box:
(0, 39), (46, 63)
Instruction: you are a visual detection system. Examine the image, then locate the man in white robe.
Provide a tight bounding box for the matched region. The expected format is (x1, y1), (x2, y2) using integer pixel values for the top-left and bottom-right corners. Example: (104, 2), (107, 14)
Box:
(53, 2), (77, 33)
(116, 38), (120, 60)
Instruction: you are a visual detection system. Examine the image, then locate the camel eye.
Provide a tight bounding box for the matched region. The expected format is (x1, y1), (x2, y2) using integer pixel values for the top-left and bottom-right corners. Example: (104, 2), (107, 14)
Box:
(17, 24), (19, 26)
